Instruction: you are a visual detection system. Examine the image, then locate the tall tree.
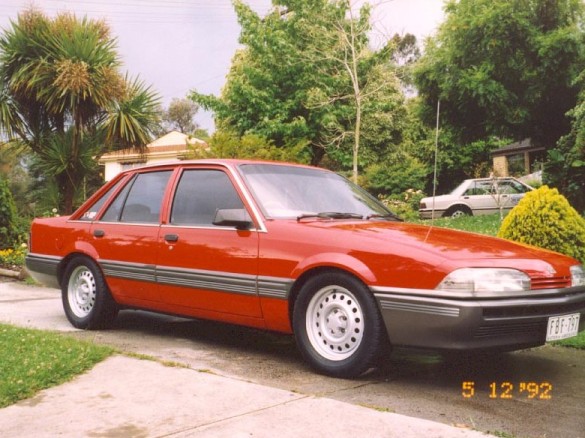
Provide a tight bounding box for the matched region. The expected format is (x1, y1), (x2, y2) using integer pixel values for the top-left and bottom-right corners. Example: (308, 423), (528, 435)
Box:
(191, 0), (406, 174)
(0, 9), (160, 213)
(161, 98), (200, 134)
(414, 0), (585, 148)
(545, 78), (585, 212)
(301, 2), (406, 181)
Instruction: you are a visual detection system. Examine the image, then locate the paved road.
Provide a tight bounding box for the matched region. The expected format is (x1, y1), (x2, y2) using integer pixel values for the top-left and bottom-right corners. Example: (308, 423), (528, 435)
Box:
(1, 279), (584, 437)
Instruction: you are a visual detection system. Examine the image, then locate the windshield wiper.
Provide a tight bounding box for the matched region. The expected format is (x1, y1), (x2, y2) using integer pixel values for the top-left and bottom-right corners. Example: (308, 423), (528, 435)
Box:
(366, 213), (403, 222)
(297, 212), (364, 221)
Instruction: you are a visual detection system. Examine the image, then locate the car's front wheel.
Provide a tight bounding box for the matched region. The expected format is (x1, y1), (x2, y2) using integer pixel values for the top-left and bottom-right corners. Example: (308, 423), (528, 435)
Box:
(292, 272), (387, 378)
(62, 256), (119, 329)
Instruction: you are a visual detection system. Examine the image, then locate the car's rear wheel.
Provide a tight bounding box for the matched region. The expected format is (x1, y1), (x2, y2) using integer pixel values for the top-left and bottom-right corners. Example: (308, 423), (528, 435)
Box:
(62, 256), (118, 329)
(446, 206), (472, 218)
(292, 272), (387, 378)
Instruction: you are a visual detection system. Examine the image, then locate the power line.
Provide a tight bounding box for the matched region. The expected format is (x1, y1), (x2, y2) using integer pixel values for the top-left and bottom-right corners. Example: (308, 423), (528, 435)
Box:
(0, 0), (272, 25)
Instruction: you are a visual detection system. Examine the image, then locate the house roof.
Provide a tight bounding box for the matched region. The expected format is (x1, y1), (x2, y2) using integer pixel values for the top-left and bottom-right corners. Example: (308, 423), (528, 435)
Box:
(491, 138), (545, 156)
(99, 131), (207, 163)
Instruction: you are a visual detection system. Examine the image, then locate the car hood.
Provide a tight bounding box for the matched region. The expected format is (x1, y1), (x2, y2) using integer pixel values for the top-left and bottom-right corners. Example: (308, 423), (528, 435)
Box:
(295, 220), (575, 285)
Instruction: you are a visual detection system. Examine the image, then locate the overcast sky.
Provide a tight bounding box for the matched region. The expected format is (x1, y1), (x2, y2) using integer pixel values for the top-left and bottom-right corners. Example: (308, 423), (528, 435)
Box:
(0, 0), (445, 132)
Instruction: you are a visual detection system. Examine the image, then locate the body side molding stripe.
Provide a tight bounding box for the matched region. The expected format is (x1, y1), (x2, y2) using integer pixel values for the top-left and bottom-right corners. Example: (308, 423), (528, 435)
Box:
(97, 259), (292, 299)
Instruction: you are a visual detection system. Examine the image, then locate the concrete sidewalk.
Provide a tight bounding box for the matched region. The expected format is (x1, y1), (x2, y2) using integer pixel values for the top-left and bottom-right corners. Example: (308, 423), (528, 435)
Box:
(0, 280), (489, 437)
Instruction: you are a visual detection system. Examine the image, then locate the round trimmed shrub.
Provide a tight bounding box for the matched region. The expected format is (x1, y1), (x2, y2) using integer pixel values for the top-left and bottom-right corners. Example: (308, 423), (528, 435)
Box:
(498, 186), (585, 264)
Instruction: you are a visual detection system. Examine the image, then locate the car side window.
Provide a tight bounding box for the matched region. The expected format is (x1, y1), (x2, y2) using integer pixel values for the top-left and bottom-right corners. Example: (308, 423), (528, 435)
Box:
(499, 180), (529, 194)
(170, 169), (244, 226)
(79, 178), (124, 221)
(465, 182), (490, 196)
(100, 171), (172, 223)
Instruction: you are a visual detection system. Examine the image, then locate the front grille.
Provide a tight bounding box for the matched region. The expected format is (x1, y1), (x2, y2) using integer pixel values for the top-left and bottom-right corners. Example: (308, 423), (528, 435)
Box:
(531, 276), (571, 290)
(474, 321), (546, 339)
(483, 301), (584, 318)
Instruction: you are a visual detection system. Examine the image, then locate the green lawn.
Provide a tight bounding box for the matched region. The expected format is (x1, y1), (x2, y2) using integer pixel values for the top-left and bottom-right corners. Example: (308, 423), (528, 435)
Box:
(0, 323), (115, 408)
(413, 213), (502, 236)
(554, 331), (585, 349)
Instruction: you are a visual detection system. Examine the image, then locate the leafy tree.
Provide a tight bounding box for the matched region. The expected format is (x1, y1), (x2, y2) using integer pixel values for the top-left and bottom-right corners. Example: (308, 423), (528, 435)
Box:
(545, 84), (585, 213)
(300, 3), (407, 181)
(0, 9), (160, 213)
(189, 130), (309, 163)
(388, 33), (421, 94)
(0, 144), (34, 216)
(362, 151), (428, 196)
(161, 98), (200, 134)
(191, 0), (406, 177)
(415, 0), (585, 148)
(0, 175), (18, 248)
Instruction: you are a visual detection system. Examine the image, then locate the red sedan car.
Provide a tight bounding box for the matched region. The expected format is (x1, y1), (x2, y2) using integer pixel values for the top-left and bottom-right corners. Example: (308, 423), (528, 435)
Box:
(26, 160), (585, 377)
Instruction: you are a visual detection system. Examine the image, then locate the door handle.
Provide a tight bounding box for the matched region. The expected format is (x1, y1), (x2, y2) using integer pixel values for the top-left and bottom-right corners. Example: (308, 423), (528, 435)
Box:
(164, 234), (179, 243)
(93, 229), (105, 238)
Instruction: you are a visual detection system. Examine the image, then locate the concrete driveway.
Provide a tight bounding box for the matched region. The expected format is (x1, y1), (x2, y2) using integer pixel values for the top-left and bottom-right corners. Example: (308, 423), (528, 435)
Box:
(2, 279), (584, 437)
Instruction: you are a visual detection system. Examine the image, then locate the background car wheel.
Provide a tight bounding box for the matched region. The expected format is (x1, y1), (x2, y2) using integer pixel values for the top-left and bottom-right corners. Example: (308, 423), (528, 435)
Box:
(293, 272), (387, 378)
(446, 206), (471, 218)
(62, 256), (119, 329)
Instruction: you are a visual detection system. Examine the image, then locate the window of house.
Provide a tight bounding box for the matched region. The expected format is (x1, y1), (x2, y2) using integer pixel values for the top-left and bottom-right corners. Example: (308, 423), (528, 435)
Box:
(507, 153), (525, 176)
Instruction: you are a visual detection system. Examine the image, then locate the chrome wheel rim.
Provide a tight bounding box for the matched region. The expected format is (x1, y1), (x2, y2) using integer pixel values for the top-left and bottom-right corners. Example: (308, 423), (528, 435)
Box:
(67, 266), (97, 318)
(306, 285), (364, 361)
(451, 209), (467, 218)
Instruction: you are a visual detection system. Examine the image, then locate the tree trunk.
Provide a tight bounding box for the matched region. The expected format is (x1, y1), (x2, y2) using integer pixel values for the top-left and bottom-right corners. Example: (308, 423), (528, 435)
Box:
(56, 169), (77, 215)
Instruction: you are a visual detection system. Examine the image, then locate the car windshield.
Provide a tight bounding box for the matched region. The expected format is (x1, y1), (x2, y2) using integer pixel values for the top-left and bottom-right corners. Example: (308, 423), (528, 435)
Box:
(239, 164), (394, 219)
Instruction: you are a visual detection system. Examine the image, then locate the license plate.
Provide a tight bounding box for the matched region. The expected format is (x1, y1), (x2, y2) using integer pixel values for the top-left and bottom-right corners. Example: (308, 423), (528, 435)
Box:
(546, 313), (580, 341)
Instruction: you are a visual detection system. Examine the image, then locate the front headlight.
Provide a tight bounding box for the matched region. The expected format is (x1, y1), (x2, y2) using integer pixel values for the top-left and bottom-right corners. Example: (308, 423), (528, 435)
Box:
(437, 268), (531, 294)
(571, 265), (585, 287)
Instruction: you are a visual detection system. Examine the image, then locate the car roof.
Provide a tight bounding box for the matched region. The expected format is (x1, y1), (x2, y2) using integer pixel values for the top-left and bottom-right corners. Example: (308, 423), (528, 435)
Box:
(117, 159), (323, 175)
(463, 177), (518, 182)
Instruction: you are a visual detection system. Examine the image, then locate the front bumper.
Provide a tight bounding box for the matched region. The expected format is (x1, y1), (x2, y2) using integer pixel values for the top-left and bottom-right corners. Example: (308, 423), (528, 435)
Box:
(418, 209), (445, 220)
(373, 286), (585, 352)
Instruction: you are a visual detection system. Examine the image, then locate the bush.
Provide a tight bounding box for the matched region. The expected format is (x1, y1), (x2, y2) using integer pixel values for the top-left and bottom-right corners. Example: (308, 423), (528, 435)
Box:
(380, 189), (426, 222)
(0, 245), (27, 269)
(497, 186), (585, 264)
(0, 177), (19, 249)
(363, 152), (428, 197)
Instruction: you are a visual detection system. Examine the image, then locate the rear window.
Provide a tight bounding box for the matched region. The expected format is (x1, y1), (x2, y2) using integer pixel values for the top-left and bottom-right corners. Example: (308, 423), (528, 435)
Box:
(79, 179), (124, 221)
(100, 171), (172, 223)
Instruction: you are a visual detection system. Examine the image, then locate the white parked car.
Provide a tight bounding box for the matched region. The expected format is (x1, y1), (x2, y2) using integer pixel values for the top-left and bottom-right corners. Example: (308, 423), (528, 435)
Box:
(419, 177), (535, 219)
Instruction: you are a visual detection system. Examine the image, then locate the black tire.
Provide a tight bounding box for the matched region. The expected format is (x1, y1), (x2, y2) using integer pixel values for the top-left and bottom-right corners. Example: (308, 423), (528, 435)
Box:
(445, 206), (471, 218)
(61, 256), (119, 329)
(292, 272), (387, 378)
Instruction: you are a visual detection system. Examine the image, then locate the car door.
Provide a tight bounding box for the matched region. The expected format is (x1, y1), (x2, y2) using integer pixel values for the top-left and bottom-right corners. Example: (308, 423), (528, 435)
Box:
(90, 170), (172, 305)
(157, 166), (262, 318)
(495, 179), (530, 209)
(461, 180), (497, 214)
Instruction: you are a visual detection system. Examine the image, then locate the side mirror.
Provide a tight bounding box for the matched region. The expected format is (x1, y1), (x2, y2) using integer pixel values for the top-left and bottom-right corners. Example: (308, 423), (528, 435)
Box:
(212, 209), (253, 230)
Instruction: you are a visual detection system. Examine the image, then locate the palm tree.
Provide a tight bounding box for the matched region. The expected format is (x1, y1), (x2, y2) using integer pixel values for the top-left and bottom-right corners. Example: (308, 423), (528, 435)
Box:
(0, 9), (160, 213)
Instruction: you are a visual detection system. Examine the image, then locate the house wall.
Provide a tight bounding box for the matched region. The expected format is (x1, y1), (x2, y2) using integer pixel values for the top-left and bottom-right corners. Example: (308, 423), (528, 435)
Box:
(493, 156), (508, 177)
(103, 156), (182, 181)
(104, 162), (124, 182)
